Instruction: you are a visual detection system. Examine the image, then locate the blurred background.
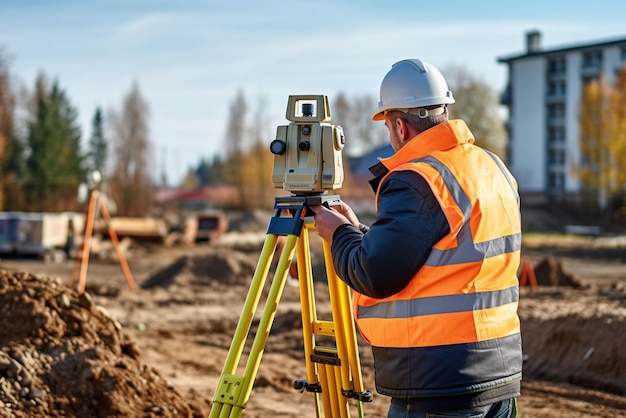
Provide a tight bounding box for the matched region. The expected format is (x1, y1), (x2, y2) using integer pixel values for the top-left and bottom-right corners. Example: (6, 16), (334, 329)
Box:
(1, 0), (625, 235)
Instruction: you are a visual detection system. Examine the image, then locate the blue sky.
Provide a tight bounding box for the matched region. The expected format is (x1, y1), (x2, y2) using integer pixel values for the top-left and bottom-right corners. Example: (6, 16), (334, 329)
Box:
(2, 0), (626, 186)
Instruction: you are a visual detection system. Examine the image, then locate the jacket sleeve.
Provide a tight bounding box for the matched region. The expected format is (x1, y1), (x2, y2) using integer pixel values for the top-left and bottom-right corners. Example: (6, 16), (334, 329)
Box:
(330, 171), (449, 299)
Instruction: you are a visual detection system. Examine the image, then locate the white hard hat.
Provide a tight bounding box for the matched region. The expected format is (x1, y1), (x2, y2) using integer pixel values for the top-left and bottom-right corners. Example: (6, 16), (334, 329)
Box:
(372, 59), (455, 121)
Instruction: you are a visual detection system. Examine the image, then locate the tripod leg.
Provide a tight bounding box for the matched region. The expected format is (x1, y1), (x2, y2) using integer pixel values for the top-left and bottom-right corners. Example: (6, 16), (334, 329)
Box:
(317, 363), (336, 416)
(70, 189), (98, 293)
(98, 198), (137, 290)
(210, 233), (278, 418)
(295, 226), (323, 416)
(210, 233), (297, 418)
(323, 238), (366, 395)
(293, 223), (372, 417)
(326, 250), (352, 390)
(295, 224), (359, 417)
(323, 237), (370, 418)
(332, 365), (350, 418)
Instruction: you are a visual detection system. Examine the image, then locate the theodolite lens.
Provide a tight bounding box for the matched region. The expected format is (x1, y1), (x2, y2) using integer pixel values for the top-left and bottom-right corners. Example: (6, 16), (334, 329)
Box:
(270, 139), (287, 155)
(302, 103), (313, 117)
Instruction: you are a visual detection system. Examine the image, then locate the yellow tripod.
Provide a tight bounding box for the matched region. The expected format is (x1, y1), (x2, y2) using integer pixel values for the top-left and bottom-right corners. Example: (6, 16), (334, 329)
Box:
(209, 195), (372, 418)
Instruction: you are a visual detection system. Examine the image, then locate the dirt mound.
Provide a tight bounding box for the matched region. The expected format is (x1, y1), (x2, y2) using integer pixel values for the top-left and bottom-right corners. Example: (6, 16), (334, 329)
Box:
(519, 287), (626, 396)
(141, 247), (258, 289)
(0, 270), (205, 418)
(534, 256), (588, 288)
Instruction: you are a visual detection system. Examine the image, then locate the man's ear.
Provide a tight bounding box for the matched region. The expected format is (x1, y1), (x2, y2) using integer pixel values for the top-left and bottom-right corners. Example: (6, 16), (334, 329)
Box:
(396, 117), (414, 142)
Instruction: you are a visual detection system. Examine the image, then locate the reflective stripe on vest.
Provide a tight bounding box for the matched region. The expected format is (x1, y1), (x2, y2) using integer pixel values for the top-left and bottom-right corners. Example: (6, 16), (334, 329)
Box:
(358, 285), (518, 319)
(416, 155), (521, 267)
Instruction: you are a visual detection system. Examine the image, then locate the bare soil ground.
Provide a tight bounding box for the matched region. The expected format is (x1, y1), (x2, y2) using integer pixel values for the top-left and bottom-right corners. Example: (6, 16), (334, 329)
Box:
(1, 226), (626, 417)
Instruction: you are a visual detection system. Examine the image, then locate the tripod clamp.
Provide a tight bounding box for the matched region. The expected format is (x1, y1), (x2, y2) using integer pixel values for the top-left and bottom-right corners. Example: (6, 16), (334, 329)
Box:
(293, 380), (322, 393)
(293, 380), (373, 402)
(343, 389), (374, 402)
(275, 193), (341, 216)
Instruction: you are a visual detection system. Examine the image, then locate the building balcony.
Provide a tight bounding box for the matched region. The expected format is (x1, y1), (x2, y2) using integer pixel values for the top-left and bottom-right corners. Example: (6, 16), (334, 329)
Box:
(545, 93), (566, 104)
(547, 116), (566, 126)
(546, 71), (566, 80)
(581, 65), (601, 78)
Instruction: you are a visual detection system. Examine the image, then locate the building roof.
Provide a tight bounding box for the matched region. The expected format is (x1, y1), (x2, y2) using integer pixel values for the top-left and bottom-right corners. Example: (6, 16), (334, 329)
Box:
(154, 186), (237, 205)
(352, 144), (394, 176)
(497, 34), (626, 63)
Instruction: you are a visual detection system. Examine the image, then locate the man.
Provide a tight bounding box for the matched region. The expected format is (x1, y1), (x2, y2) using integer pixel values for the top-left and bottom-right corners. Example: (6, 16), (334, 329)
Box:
(311, 59), (522, 418)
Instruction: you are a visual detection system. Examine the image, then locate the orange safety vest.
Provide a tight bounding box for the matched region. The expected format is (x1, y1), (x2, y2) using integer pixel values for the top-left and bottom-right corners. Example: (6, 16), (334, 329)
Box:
(355, 120), (521, 350)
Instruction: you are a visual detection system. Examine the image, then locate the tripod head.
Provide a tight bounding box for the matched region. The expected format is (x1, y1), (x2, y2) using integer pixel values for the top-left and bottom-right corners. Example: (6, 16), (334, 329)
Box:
(86, 170), (102, 191)
(77, 170), (103, 205)
(270, 95), (345, 194)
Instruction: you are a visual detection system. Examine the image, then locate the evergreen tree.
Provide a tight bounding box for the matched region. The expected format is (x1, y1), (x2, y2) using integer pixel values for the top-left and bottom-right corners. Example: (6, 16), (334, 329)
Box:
(24, 74), (85, 211)
(88, 107), (107, 177)
(194, 157), (210, 186)
(2, 133), (27, 210)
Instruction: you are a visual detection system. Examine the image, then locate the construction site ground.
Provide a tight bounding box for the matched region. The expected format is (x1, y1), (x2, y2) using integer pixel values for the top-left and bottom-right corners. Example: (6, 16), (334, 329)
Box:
(1, 216), (626, 417)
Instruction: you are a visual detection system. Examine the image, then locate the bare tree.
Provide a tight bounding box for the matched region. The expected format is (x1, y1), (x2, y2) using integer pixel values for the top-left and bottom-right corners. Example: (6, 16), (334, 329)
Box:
(245, 97), (274, 207)
(444, 64), (507, 159)
(332, 92), (387, 157)
(223, 90), (248, 207)
(108, 82), (154, 216)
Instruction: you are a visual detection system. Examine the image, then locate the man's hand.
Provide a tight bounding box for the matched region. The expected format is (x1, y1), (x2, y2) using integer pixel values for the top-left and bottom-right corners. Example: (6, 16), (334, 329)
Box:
(334, 200), (360, 228)
(310, 201), (359, 243)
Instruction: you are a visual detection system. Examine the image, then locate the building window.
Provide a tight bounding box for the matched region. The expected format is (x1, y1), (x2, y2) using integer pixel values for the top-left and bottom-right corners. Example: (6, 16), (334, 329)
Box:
(548, 57), (566, 75)
(547, 80), (566, 97)
(582, 50), (602, 70)
(548, 149), (565, 165)
(548, 172), (565, 191)
(548, 103), (565, 118)
(548, 126), (565, 143)
(621, 46), (626, 61)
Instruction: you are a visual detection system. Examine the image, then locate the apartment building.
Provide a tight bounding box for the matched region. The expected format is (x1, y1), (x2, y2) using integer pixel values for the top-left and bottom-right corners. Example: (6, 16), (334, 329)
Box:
(497, 30), (626, 198)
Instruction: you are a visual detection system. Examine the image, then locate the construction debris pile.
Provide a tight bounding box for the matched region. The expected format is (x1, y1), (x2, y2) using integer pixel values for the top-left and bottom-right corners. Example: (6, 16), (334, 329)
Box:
(0, 270), (205, 418)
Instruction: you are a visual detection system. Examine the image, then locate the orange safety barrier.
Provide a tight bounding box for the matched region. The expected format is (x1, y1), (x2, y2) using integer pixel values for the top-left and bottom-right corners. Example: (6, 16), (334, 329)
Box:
(518, 256), (538, 289)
